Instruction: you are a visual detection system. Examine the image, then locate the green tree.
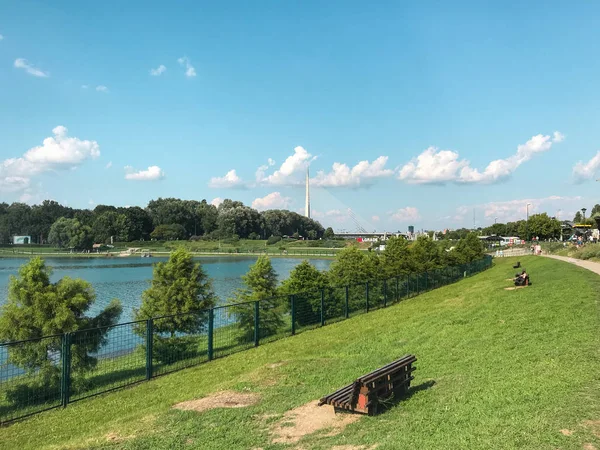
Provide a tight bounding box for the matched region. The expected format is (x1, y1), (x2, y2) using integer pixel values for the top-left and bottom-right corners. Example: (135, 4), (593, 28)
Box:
(454, 233), (485, 263)
(279, 260), (328, 326)
(150, 224), (186, 241)
(574, 211), (583, 223)
(134, 248), (216, 363)
(328, 246), (377, 286)
(135, 248), (216, 335)
(307, 230), (317, 240)
(92, 211), (132, 243)
(48, 217), (93, 249)
(0, 258), (122, 404)
(324, 227), (335, 239)
(381, 237), (412, 278)
(410, 235), (442, 272)
(229, 256), (282, 342)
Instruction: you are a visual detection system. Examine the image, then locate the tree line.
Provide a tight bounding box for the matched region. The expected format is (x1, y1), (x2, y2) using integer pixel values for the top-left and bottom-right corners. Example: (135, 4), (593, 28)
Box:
(0, 198), (328, 247)
(0, 233), (484, 405)
(439, 208), (600, 242)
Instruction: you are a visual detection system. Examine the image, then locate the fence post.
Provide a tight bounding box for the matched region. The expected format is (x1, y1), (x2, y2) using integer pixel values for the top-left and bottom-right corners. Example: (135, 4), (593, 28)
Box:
(290, 295), (296, 336)
(254, 301), (260, 347)
(383, 280), (387, 307)
(345, 286), (349, 319)
(416, 274), (420, 295)
(406, 274), (410, 298)
(320, 289), (325, 326)
(145, 319), (153, 380)
(395, 277), (399, 301)
(60, 332), (72, 408)
(365, 282), (370, 313)
(425, 272), (429, 291)
(208, 308), (214, 361)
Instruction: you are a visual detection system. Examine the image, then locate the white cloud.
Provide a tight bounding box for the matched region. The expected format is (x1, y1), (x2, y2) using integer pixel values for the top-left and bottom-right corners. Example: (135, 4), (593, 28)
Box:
(0, 34), (4, 40)
(105, 161), (112, 169)
(14, 58), (49, 77)
(208, 169), (244, 188)
(573, 151), (600, 182)
(96, 85), (109, 93)
(268, 158), (275, 166)
(390, 207), (421, 222)
(124, 165), (165, 181)
(81, 85), (89, 89)
(312, 156), (393, 187)
(0, 126), (100, 193)
(553, 131), (565, 143)
(256, 146), (314, 185)
(372, 215), (380, 222)
(399, 132), (562, 184)
(177, 56), (196, 77)
(150, 64), (167, 76)
(311, 209), (350, 224)
(210, 197), (223, 207)
(88, 199), (95, 206)
(251, 192), (292, 211)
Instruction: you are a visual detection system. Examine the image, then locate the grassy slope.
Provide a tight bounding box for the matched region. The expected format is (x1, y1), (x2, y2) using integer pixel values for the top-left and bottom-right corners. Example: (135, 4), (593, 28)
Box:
(1, 257), (599, 450)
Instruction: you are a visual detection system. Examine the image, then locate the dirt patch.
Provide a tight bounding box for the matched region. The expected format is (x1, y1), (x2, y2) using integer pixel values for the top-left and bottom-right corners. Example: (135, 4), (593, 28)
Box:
(560, 429), (573, 436)
(270, 400), (360, 444)
(504, 286), (528, 291)
(583, 444), (597, 450)
(173, 390), (260, 413)
(583, 420), (600, 438)
(267, 361), (288, 369)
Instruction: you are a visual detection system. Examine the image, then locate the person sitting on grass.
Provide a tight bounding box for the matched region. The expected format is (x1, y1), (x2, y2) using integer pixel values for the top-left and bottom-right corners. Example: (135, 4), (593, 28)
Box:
(514, 270), (530, 287)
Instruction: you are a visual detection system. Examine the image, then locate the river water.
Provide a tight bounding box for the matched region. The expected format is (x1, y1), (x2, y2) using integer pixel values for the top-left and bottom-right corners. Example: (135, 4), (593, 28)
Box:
(0, 257), (332, 322)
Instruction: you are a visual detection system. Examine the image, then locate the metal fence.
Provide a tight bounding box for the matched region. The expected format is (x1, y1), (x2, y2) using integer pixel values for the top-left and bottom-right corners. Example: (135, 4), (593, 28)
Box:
(0, 255), (492, 424)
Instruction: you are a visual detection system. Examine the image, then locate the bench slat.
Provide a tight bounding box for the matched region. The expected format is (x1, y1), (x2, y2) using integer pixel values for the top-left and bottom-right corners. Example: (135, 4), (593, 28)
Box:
(319, 354), (417, 416)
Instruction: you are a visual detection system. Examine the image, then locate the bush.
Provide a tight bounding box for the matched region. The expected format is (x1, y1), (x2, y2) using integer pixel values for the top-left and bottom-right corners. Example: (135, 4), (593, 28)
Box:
(248, 232), (260, 240)
(267, 235), (282, 245)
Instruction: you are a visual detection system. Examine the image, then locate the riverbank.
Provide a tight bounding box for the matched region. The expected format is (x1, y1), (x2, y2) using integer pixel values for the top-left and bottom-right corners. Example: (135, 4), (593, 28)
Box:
(0, 250), (339, 260)
(2, 256), (598, 449)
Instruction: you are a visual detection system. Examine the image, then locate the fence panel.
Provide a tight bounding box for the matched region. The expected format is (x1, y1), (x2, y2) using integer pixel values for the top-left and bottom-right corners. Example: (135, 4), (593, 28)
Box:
(214, 304), (253, 360)
(323, 285), (347, 325)
(152, 313), (210, 376)
(70, 321), (146, 402)
(294, 288), (324, 333)
(258, 295), (291, 344)
(0, 335), (63, 424)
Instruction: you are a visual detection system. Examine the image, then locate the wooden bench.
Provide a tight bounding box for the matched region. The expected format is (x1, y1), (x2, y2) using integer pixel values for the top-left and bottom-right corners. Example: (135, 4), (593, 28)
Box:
(318, 354), (416, 416)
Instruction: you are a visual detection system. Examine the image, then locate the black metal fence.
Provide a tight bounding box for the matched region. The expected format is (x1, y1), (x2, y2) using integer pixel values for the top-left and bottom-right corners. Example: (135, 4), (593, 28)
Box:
(0, 255), (492, 424)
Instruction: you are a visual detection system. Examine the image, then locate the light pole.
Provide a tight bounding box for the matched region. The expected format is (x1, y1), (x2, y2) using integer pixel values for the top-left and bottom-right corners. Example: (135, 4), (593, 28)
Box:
(526, 203), (531, 241)
(582, 208), (587, 222)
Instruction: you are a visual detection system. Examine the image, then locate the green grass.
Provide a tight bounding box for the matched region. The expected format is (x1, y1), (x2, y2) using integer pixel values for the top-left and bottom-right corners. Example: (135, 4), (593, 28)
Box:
(1, 256), (599, 449)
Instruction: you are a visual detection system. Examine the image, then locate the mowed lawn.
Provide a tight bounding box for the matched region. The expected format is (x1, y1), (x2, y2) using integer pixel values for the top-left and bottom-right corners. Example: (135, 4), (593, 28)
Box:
(2, 257), (599, 450)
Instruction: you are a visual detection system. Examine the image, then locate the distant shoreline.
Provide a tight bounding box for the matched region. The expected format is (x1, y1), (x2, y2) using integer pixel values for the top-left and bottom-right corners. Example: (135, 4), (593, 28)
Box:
(0, 251), (337, 260)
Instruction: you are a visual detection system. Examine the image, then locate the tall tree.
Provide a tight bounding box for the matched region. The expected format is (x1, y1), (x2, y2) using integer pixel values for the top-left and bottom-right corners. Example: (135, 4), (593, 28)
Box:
(48, 217), (93, 249)
(0, 258), (122, 403)
(279, 260), (329, 326)
(135, 248), (216, 335)
(381, 237), (412, 277)
(229, 256), (282, 342)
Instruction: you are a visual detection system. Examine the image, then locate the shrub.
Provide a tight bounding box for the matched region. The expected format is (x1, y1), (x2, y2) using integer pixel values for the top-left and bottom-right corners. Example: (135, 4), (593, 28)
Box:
(267, 235), (282, 245)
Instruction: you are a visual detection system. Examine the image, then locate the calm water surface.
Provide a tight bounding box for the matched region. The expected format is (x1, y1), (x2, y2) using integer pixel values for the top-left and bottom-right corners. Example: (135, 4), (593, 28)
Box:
(0, 257), (331, 322)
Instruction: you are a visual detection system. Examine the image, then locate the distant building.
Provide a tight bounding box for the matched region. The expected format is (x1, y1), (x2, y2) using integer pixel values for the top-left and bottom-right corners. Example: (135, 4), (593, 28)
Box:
(408, 225), (414, 234)
(13, 235), (31, 245)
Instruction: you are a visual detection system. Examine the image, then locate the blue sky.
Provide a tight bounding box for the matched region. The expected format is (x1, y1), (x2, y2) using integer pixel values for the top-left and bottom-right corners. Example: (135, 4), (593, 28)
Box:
(2, 1), (600, 231)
